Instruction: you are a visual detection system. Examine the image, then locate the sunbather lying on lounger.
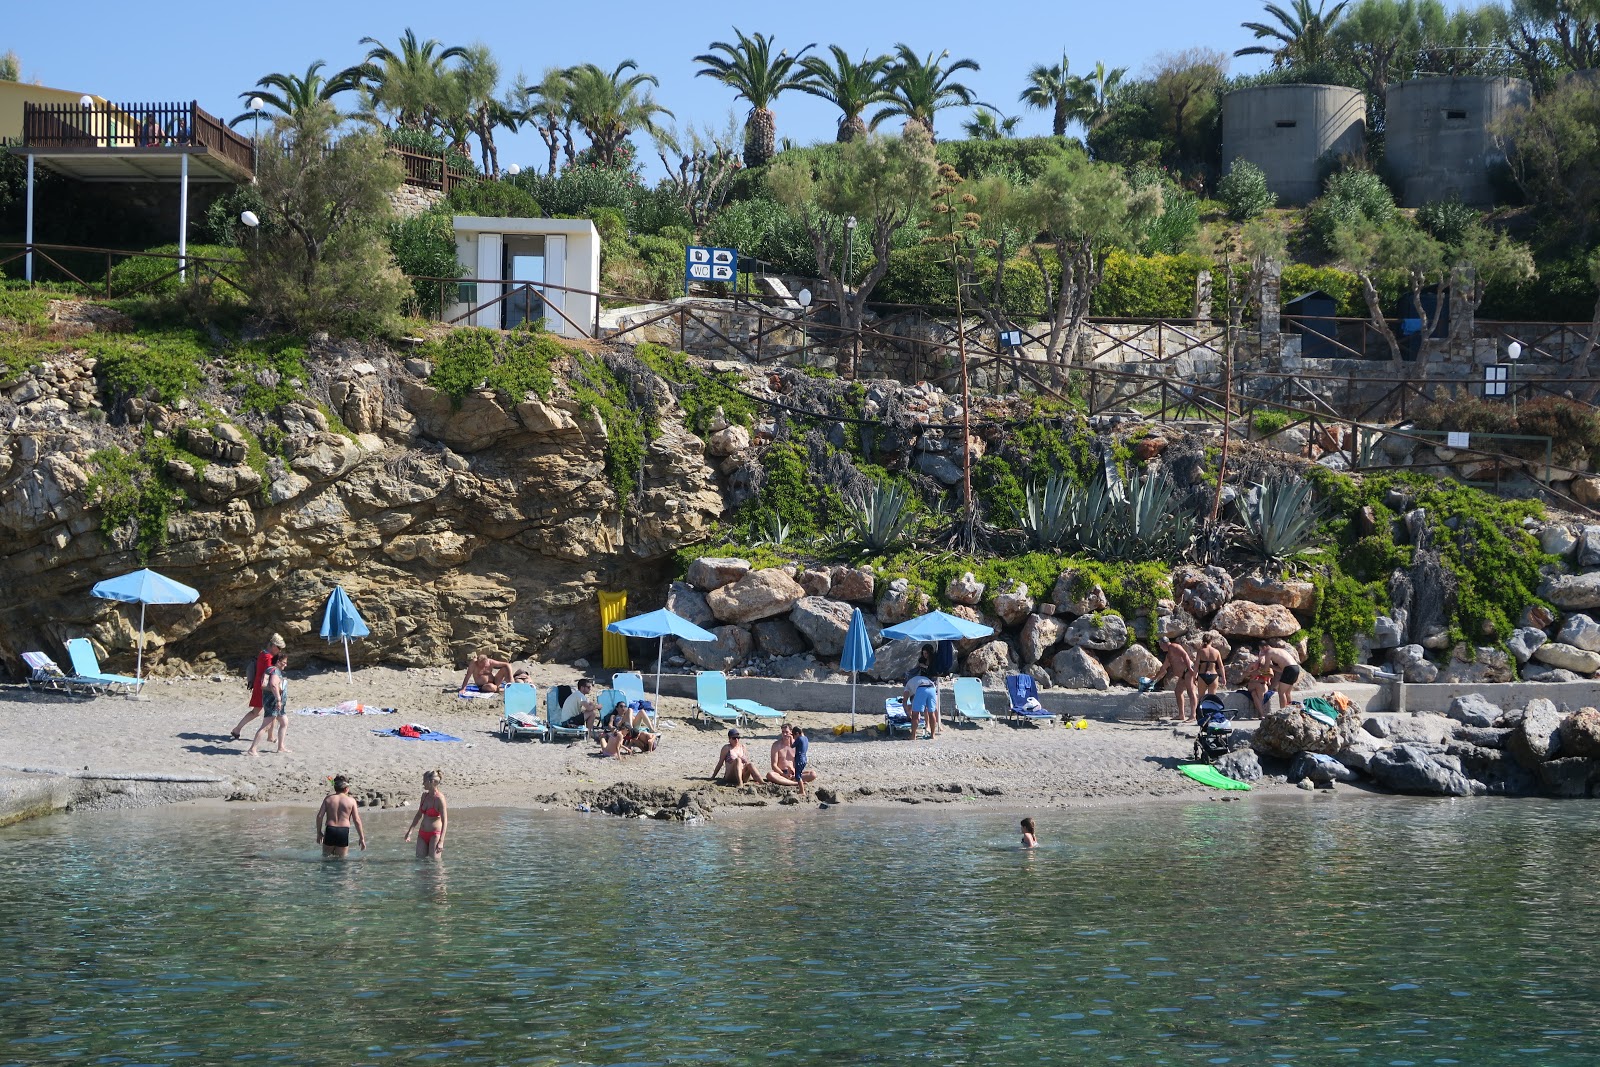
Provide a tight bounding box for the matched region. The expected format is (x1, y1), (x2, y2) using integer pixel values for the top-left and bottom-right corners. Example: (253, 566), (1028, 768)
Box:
(460, 651), (513, 695)
(599, 726), (658, 757)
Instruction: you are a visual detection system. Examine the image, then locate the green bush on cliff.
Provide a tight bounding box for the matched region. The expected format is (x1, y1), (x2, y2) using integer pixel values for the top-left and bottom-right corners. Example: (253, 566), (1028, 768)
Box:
(424, 326), (560, 404)
(632, 342), (758, 436)
(92, 331), (209, 404)
(86, 433), (208, 560)
(570, 352), (647, 502)
(227, 338), (309, 415)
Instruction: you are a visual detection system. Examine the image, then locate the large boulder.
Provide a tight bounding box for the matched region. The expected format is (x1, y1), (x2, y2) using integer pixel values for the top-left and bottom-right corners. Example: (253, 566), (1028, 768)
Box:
(1214, 748), (1262, 783)
(796, 568), (832, 597)
(1173, 565), (1233, 619)
(875, 578), (929, 627)
(1252, 704), (1348, 759)
(1363, 713), (1456, 745)
(1446, 693), (1502, 729)
(829, 566), (876, 604)
(666, 581), (715, 628)
(1391, 644), (1439, 683)
(1018, 613), (1068, 665)
(1536, 757), (1600, 797)
(1582, 525), (1600, 569)
(945, 572), (985, 607)
(1107, 643), (1162, 686)
(679, 625), (754, 671)
(1523, 662), (1582, 683)
(1532, 641), (1600, 674)
(1507, 627), (1548, 664)
(1290, 751), (1359, 784)
(1557, 614), (1600, 653)
(1337, 730), (1392, 772)
(1052, 570), (1109, 616)
(1212, 601), (1300, 639)
(1540, 571), (1600, 611)
(1558, 707), (1600, 759)
(1366, 743), (1477, 796)
(1051, 647), (1110, 690)
(1438, 643), (1514, 684)
(788, 596), (855, 657)
(752, 618), (807, 658)
(965, 639), (1014, 677)
(1234, 573), (1317, 612)
(686, 556), (751, 592)
(707, 568), (806, 625)
(1063, 613), (1129, 652)
(867, 638), (924, 682)
(992, 583), (1036, 628)
(1509, 697), (1564, 769)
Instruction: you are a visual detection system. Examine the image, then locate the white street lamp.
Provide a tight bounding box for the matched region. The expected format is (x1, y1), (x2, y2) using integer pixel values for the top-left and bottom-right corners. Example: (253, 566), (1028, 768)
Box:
(844, 215), (857, 286)
(240, 209), (260, 252)
(507, 163), (521, 177)
(1507, 340), (1522, 419)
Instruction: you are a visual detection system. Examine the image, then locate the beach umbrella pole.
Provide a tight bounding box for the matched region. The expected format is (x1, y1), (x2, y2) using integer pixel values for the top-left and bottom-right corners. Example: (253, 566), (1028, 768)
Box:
(344, 635), (352, 681)
(850, 669), (857, 732)
(655, 635), (664, 705)
(136, 602), (146, 681)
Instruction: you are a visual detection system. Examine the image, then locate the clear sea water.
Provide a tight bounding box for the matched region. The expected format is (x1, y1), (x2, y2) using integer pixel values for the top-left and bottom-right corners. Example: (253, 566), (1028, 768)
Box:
(2, 795), (1597, 1066)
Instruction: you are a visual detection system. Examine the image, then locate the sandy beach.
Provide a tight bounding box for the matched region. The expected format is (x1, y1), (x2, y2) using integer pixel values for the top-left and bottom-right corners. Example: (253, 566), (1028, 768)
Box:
(0, 659), (1285, 817)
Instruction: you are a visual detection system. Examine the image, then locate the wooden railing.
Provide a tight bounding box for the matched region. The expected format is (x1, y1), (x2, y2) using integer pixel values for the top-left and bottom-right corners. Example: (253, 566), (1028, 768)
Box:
(390, 147), (474, 195)
(20, 100), (254, 174)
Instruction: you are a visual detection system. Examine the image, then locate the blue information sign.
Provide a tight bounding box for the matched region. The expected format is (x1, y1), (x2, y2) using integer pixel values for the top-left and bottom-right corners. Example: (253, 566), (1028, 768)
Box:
(685, 245), (738, 285)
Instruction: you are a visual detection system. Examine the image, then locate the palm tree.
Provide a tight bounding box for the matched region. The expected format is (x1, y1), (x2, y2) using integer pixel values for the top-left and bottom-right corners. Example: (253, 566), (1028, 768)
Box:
(962, 107), (1022, 140)
(1236, 0), (1351, 68)
(1019, 51), (1077, 137)
(873, 45), (981, 141)
(229, 60), (362, 126)
(797, 46), (892, 143)
(694, 29), (814, 167)
(509, 69), (577, 175)
(439, 43), (505, 175)
(563, 60), (673, 168)
(355, 28), (467, 129)
(1072, 61), (1127, 131)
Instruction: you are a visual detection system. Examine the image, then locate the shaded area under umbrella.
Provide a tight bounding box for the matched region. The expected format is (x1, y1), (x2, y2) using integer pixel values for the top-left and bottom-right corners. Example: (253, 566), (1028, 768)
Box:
(90, 568), (200, 681)
(605, 608), (717, 706)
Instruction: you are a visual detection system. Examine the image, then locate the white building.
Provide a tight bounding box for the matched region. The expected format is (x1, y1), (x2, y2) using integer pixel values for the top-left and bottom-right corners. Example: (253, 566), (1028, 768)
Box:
(446, 216), (602, 337)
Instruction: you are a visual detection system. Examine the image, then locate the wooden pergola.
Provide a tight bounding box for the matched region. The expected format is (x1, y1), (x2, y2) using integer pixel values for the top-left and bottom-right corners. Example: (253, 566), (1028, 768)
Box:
(8, 99), (256, 282)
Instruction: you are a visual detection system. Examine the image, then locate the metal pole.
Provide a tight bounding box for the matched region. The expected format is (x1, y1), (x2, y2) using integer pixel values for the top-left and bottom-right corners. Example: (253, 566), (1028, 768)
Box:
(178, 152), (189, 283)
(24, 154), (34, 282)
(137, 602), (147, 682)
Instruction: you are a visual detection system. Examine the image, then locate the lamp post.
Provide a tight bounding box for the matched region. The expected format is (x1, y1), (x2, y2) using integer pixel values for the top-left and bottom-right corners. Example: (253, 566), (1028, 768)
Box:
(240, 209), (260, 253)
(1507, 340), (1522, 420)
(797, 288), (812, 368)
(507, 163), (521, 178)
(844, 215), (857, 287)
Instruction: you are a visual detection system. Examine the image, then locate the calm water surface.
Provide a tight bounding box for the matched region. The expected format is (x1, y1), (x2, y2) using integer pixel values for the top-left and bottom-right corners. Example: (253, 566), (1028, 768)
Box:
(2, 796), (1598, 1066)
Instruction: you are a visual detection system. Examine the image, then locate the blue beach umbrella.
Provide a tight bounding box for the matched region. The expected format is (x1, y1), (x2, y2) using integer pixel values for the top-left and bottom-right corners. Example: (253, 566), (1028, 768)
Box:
(840, 608), (875, 731)
(607, 608), (718, 705)
(90, 568), (200, 681)
(881, 610), (994, 723)
(319, 586), (371, 681)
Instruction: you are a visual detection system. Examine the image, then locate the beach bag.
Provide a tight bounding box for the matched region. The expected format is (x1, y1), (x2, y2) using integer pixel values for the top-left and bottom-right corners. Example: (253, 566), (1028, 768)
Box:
(554, 684), (573, 707)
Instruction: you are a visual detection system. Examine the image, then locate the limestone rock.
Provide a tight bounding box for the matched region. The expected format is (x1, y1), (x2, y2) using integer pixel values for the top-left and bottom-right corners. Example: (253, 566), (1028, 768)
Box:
(1509, 697), (1564, 768)
(1446, 693), (1502, 728)
(1211, 601), (1300, 639)
(1507, 627), (1547, 664)
(752, 618), (807, 658)
(1252, 703), (1347, 759)
(383, 531), (472, 567)
(1214, 748), (1262, 783)
(1523, 662), (1581, 683)
(1051, 570), (1108, 616)
(1391, 644), (1439, 683)
(867, 638), (924, 682)
(679, 625), (754, 671)
(829, 566), (876, 604)
(1051, 647), (1109, 690)
(1558, 707), (1600, 759)
(788, 596), (855, 657)
(706, 424), (751, 458)
(1173, 565), (1233, 619)
(1540, 523), (1578, 557)
(1106, 643), (1161, 686)
(1018, 613), (1067, 665)
(1582, 525), (1600, 569)
(1532, 641), (1600, 674)
(796, 568), (832, 597)
(1234, 573), (1316, 612)
(1366, 743), (1477, 796)
(965, 639), (1013, 677)
(686, 556), (751, 592)
(1557, 613), (1600, 653)
(945, 571), (985, 607)
(707, 568), (806, 625)
(1290, 751), (1359, 784)
(1540, 572), (1600, 611)
(876, 579), (929, 627)
(1438, 643), (1514, 684)
(667, 581), (716, 628)
(914, 451), (963, 486)
(992, 584), (1035, 628)
(1064, 613), (1128, 652)
(1362, 713), (1455, 745)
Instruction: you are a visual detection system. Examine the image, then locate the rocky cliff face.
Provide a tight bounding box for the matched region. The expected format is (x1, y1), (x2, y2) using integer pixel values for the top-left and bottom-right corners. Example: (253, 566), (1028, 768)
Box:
(0, 326), (725, 677)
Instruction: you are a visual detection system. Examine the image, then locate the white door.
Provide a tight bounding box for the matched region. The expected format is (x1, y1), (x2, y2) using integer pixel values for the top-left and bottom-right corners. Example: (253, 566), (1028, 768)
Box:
(543, 235), (566, 335)
(474, 233), (502, 329)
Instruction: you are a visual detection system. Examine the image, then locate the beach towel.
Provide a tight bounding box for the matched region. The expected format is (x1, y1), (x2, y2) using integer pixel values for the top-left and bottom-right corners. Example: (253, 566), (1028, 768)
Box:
(1301, 696), (1340, 727)
(296, 701), (397, 716)
(375, 724), (464, 742)
(1178, 764), (1252, 791)
(457, 685), (497, 700)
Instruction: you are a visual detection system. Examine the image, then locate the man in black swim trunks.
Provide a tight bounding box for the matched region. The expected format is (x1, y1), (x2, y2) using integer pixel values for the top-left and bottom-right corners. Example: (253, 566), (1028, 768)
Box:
(316, 775), (366, 858)
(1266, 639), (1303, 711)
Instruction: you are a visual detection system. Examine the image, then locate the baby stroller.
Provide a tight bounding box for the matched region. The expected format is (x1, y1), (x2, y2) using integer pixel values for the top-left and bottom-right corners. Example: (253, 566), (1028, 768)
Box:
(1193, 694), (1235, 763)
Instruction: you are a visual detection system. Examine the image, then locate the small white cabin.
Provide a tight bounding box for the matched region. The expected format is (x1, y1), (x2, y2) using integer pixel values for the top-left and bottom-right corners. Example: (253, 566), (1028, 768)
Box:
(447, 216), (601, 337)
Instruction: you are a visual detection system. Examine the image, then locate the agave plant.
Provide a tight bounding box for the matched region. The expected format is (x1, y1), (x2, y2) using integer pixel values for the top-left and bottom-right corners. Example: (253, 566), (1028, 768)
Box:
(749, 511), (792, 547)
(1239, 476), (1322, 563)
(846, 478), (916, 552)
(1022, 473), (1076, 550)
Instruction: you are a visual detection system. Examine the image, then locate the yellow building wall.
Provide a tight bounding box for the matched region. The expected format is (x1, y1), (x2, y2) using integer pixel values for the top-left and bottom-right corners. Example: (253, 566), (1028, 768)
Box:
(0, 82), (110, 142)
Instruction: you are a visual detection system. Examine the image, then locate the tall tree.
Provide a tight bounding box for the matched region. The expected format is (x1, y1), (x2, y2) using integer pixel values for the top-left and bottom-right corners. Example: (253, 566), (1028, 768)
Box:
(1331, 0), (1419, 103)
(873, 45), (981, 140)
(563, 60), (672, 168)
(1072, 61), (1128, 130)
(797, 46), (892, 142)
(229, 61), (362, 126)
(1151, 49), (1230, 176)
(694, 29), (814, 167)
(1494, 0), (1600, 91)
(510, 69), (577, 175)
(766, 125), (939, 338)
(962, 107), (1022, 140)
(355, 28), (466, 130)
(1019, 51), (1078, 137)
(438, 43), (505, 175)
(1237, 0), (1352, 66)
(653, 119), (743, 229)
(1498, 77), (1600, 246)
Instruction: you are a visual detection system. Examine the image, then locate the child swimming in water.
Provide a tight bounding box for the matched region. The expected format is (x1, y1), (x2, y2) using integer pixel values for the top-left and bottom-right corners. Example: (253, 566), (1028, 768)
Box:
(1020, 817), (1038, 849)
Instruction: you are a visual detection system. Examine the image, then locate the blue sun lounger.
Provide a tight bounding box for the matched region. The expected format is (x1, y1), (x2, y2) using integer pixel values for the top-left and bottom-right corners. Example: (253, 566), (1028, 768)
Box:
(499, 683), (544, 742)
(65, 638), (143, 695)
(544, 686), (589, 743)
(1006, 673), (1056, 726)
(953, 677), (995, 724)
(609, 673), (658, 732)
(695, 670), (745, 727)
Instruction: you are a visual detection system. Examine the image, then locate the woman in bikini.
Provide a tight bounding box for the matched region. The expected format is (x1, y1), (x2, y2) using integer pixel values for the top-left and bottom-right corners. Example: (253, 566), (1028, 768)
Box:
(1243, 646), (1276, 718)
(403, 769), (447, 858)
(1195, 636), (1226, 698)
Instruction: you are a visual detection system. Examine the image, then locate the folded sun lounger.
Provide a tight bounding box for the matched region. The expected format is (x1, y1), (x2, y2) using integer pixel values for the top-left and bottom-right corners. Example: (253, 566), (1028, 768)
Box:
(952, 677), (995, 724)
(65, 638), (143, 694)
(883, 697), (915, 739)
(22, 651), (90, 695)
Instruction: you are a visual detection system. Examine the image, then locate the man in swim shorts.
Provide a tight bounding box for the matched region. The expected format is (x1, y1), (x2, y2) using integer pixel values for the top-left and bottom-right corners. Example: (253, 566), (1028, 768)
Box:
(1266, 640), (1303, 710)
(903, 661), (937, 740)
(459, 650), (513, 695)
(1150, 636), (1197, 723)
(316, 775), (366, 858)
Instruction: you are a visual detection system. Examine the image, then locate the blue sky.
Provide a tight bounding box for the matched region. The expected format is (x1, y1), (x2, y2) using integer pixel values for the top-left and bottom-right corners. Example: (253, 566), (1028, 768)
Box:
(6, 0), (1275, 173)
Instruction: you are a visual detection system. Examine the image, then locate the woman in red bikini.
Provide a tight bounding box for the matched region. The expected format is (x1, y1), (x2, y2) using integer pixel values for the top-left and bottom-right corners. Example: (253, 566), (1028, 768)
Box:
(403, 769), (447, 858)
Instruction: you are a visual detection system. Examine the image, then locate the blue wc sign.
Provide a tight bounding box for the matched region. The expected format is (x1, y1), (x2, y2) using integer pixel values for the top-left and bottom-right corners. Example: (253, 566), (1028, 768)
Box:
(685, 245), (738, 284)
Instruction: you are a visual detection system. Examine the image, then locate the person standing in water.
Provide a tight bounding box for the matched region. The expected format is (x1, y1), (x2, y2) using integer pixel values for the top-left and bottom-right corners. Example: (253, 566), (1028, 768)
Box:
(316, 776), (366, 858)
(404, 770), (448, 858)
(1020, 817), (1038, 849)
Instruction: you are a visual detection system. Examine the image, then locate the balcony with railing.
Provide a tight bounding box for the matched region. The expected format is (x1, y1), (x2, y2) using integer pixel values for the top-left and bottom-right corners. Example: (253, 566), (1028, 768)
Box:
(14, 100), (255, 182)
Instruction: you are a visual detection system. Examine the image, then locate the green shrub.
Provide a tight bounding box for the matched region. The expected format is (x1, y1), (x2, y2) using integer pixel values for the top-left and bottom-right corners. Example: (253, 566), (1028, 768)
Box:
(1307, 170), (1396, 251)
(387, 209), (460, 316)
(1416, 198), (1478, 246)
(1280, 263), (1364, 317)
(1251, 409), (1293, 436)
(935, 136), (1078, 181)
(85, 432), (211, 560)
(1092, 252), (1211, 317)
(570, 351), (649, 502)
(632, 342), (758, 436)
(423, 326), (563, 404)
(1216, 160), (1276, 221)
(445, 179), (543, 219)
(1411, 395), (1600, 469)
(702, 196), (819, 276)
(226, 338), (308, 415)
(93, 331), (209, 403)
(383, 127), (476, 175)
(106, 244), (241, 297)
(512, 163), (637, 221)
